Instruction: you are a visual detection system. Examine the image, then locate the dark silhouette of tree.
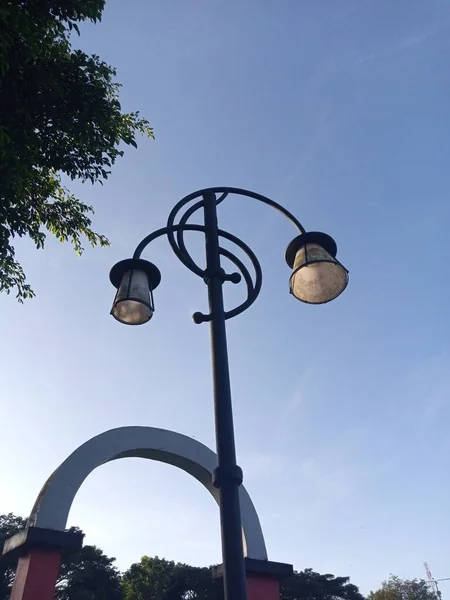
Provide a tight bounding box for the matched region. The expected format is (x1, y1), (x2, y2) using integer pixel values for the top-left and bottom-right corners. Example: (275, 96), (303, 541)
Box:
(122, 556), (364, 600)
(281, 568), (365, 600)
(368, 575), (438, 600)
(121, 556), (222, 600)
(0, 514), (123, 600)
(0, 513), (26, 598)
(1, 513), (366, 600)
(0, 0), (153, 300)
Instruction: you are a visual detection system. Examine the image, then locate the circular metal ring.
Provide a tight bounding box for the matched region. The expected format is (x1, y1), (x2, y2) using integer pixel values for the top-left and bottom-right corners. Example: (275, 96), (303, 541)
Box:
(135, 186), (302, 321)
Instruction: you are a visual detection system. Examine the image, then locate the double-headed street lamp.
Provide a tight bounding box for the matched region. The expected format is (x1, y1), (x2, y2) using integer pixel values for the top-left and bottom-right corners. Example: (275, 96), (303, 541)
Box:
(109, 187), (348, 600)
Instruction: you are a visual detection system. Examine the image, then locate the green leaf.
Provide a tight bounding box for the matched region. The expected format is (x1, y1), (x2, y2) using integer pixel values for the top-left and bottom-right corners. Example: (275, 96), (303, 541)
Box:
(0, 0), (153, 301)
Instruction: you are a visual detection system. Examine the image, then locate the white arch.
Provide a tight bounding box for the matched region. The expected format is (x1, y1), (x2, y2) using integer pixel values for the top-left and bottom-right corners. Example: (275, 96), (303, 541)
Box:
(27, 426), (268, 561)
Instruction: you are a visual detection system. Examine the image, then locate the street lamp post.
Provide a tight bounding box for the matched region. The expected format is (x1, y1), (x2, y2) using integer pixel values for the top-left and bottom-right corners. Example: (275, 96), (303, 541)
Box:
(109, 187), (349, 600)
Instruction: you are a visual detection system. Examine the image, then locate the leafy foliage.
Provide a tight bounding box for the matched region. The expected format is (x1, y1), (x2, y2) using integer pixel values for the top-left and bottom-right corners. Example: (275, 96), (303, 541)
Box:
(121, 556), (222, 600)
(121, 557), (364, 600)
(281, 568), (365, 600)
(0, 513), (27, 598)
(1, 513), (365, 600)
(56, 527), (123, 600)
(0, 0), (153, 300)
(0, 515), (123, 600)
(368, 575), (438, 600)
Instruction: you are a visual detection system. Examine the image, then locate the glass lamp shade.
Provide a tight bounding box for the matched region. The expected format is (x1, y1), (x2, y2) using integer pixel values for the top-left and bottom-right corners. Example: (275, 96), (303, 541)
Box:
(111, 269), (154, 325)
(289, 243), (348, 304)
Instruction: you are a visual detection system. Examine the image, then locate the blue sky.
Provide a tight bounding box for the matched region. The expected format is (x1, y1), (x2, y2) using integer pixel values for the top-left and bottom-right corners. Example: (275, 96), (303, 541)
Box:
(2, 0), (450, 594)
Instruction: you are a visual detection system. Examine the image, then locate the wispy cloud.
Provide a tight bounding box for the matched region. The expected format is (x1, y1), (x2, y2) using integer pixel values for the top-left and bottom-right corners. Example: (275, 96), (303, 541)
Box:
(275, 366), (315, 441)
(403, 352), (450, 422)
(298, 455), (356, 501)
(399, 30), (437, 50)
(241, 451), (283, 481)
(353, 24), (447, 67)
(353, 52), (377, 67)
(367, 200), (384, 210)
(276, 59), (340, 197)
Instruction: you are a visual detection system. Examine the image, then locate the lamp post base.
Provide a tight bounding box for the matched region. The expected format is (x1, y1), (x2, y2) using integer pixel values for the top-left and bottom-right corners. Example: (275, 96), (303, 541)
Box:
(212, 558), (293, 600)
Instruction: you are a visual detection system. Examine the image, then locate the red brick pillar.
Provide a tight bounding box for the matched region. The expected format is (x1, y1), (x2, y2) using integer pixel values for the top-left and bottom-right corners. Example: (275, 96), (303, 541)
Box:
(1, 527), (83, 600)
(10, 549), (62, 600)
(213, 557), (292, 600)
(247, 572), (281, 600)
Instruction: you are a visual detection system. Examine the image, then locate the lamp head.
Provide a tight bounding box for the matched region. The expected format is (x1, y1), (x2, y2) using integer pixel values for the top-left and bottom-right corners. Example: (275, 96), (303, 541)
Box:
(285, 231), (348, 304)
(110, 258), (161, 325)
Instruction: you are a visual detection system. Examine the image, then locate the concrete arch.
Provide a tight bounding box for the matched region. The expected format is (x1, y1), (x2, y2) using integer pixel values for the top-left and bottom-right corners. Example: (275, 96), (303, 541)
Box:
(27, 426), (268, 561)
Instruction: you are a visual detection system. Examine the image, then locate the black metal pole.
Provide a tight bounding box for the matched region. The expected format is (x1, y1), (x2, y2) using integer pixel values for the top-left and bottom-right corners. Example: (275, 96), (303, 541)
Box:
(202, 191), (247, 600)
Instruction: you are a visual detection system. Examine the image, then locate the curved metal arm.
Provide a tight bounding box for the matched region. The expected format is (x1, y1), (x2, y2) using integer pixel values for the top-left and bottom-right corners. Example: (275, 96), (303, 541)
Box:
(133, 222), (262, 321)
(132, 187), (305, 321)
(167, 186), (306, 236)
(133, 225), (183, 260)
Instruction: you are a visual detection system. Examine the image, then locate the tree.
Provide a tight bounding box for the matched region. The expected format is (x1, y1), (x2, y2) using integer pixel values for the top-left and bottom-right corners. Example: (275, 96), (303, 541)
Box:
(368, 575), (438, 600)
(0, 515), (123, 600)
(121, 556), (222, 600)
(0, 0), (153, 300)
(281, 568), (365, 600)
(121, 557), (364, 600)
(0, 513), (27, 598)
(56, 527), (123, 600)
(1, 514), (366, 600)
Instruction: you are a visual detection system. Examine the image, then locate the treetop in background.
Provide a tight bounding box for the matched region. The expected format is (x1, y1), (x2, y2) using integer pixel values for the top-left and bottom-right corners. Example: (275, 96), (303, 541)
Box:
(368, 575), (438, 600)
(0, 512), (366, 600)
